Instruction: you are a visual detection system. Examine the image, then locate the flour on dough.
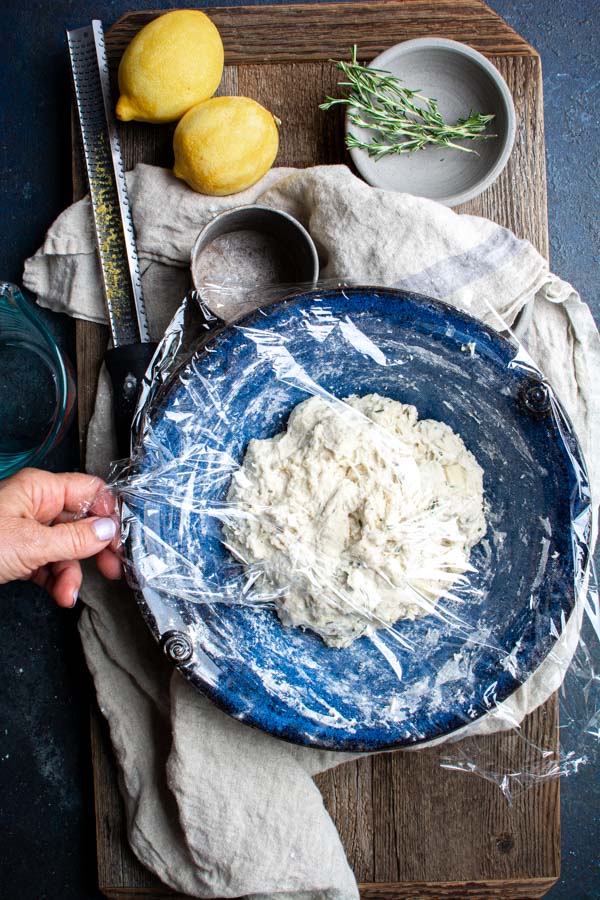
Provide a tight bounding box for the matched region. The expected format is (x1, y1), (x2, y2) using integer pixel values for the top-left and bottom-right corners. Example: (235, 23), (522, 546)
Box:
(223, 394), (486, 648)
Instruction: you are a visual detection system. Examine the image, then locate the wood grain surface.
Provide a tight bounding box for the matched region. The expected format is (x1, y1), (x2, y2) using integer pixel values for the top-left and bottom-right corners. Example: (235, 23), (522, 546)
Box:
(73, 3), (559, 898)
(106, 1), (537, 63)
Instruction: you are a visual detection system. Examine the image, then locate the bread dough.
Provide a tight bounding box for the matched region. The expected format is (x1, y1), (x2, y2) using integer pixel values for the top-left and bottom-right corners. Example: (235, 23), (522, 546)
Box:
(223, 394), (486, 648)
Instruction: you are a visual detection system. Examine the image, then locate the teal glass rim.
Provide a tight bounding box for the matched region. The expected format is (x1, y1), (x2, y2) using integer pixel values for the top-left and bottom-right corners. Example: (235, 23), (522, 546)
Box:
(0, 282), (76, 478)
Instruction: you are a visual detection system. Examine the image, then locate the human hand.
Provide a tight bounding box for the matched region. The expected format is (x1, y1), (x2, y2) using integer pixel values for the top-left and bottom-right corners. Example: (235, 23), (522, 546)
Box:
(0, 468), (122, 608)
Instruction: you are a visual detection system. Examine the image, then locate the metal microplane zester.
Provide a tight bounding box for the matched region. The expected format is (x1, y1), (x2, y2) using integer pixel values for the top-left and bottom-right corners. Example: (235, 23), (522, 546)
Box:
(67, 20), (157, 456)
(67, 20), (150, 346)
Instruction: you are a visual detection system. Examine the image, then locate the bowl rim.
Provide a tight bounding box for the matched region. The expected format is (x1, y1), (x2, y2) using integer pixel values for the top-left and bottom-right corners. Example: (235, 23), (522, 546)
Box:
(346, 37), (517, 207)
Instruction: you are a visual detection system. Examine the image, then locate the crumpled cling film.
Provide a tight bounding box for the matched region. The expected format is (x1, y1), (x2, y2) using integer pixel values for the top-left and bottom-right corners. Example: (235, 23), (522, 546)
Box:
(99, 281), (598, 799)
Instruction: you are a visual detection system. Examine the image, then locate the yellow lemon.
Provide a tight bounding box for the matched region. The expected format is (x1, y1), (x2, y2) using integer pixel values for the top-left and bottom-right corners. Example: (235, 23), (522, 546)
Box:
(116, 10), (224, 124)
(173, 96), (280, 196)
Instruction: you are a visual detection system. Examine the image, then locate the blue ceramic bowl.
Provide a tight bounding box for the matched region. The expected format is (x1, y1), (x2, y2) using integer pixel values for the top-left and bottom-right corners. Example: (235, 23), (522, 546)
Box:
(126, 287), (589, 751)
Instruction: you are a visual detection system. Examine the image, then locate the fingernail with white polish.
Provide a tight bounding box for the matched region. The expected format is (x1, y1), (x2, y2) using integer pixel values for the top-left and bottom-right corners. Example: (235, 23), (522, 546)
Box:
(71, 590), (79, 608)
(93, 517), (117, 541)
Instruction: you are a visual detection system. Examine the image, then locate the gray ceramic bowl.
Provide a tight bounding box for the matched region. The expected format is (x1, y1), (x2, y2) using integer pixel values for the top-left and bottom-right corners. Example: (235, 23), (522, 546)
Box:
(347, 38), (516, 207)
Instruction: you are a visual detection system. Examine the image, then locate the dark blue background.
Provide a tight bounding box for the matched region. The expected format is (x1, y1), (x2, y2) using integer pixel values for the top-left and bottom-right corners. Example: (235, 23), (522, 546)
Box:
(0, 1), (598, 897)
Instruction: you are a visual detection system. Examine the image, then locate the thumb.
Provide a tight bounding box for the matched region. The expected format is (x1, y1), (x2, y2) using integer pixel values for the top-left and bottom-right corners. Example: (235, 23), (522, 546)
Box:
(36, 516), (118, 566)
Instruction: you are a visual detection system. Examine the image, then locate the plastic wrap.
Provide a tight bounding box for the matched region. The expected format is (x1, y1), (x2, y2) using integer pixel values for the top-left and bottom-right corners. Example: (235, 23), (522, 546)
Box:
(102, 280), (597, 796)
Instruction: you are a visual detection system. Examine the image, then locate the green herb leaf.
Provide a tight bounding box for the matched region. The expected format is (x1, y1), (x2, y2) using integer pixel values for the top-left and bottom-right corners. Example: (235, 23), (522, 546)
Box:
(320, 46), (497, 157)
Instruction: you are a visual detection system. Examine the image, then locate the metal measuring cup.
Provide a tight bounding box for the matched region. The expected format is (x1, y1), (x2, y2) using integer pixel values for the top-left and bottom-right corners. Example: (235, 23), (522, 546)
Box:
(190, 205), (320, 321)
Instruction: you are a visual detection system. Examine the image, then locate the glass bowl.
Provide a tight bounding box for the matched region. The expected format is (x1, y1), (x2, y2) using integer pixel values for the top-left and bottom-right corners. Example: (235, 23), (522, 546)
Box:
(0, 283), (76, 478)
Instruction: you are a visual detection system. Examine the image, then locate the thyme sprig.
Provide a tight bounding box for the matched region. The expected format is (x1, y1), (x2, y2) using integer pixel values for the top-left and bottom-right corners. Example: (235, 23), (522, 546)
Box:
(320, 47), (496, 158)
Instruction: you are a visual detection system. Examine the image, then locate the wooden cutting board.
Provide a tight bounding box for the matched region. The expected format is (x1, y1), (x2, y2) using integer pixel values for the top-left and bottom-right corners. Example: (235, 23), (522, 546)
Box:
(73, 3), (560, 897)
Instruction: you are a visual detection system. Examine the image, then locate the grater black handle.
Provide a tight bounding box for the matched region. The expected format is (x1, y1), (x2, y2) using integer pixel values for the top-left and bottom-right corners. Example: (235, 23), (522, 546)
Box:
(105, 342), (158, 459)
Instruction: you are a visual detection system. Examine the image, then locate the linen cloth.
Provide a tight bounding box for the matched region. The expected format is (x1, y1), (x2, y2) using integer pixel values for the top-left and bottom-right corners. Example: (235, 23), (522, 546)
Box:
(24, 164), (600, 899)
